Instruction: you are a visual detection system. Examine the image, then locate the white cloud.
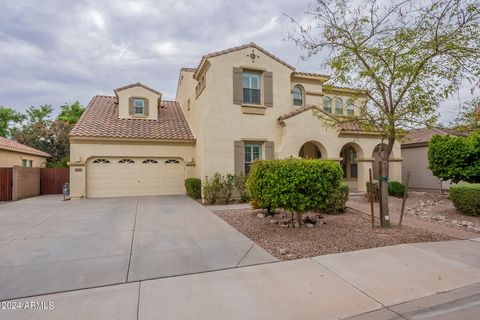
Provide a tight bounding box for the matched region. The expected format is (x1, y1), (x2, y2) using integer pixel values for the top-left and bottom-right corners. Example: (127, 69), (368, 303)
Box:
(152, 42), (178, 56)
(88, 9), (105, 30)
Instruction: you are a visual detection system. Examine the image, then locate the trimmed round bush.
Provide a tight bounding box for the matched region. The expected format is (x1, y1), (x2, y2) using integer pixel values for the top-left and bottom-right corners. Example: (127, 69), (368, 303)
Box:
(246, 158), (343, 216)
(388, 180), (405, 197)
(450, 184), (480, 216)
(185, 178), (201, 199)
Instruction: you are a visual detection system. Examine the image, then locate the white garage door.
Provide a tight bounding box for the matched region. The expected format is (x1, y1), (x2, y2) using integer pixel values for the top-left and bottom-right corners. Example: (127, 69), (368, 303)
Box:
(87, 157), (185, 198)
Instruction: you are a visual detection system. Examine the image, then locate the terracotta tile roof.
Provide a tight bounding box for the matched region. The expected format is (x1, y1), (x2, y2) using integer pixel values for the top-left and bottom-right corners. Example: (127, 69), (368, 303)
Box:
(114, 82), (161, 96)
(194, 42), (295, 78)
(0, 137), (50, 157)
(292, 71), (331, 79)
(402, 127), (468, 145)
(278, 105), (370, 132)
(70, 96), (195, 141)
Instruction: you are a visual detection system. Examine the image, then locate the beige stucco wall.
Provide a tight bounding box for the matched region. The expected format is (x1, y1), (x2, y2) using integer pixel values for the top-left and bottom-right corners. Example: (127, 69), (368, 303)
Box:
(0, 150), (47, 168)
(175, 45), (401, 192)
(401, 145), (450, 190)
(12, 166), (40, 201)
(69, 138), (195, 198)
(117, 86), (160, 120)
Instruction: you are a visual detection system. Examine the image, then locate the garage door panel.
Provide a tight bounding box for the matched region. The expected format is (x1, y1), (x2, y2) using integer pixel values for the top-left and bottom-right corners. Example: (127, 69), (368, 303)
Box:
(87, 157), (185, 198)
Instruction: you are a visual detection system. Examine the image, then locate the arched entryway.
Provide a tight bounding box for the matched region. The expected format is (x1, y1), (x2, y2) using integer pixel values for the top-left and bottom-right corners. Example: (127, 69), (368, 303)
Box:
(298, 141), (326, 159)
(339, 143), (363, 192)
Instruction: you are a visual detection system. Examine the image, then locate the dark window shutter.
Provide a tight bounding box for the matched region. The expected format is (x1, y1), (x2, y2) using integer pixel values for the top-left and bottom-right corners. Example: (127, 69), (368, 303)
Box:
(234, 140), (245, 175)
(233, 67), (243, 105)
(129, 97), (134, 115)
(265, 141), (274, 160)
(264, 71), (273, 107)
(144, 99), (149, 116)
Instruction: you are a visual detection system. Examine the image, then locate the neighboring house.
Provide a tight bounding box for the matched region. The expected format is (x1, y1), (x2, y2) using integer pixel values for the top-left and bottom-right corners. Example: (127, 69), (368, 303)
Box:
(69, 43), (402, 199)
(0, 137), (49, 168)
(401, 127), (467, 191)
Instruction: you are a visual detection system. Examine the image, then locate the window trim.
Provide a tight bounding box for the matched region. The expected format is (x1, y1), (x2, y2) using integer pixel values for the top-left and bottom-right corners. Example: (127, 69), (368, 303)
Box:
(335, 97), (343, 115)
(323, 96), (332, 113)
(244, 143), (262, 174)
(346, 99), (355, 116)
(242, 71), (261, 105)
(92, 158), (111, 164)
(133, 98), (145, 115)
(118, 158), (135, 164)
(292, 85), (304, 107)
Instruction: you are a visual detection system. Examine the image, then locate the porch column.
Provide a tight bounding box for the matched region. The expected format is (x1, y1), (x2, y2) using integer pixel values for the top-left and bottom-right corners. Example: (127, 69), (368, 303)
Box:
(356, 158), (374, 192)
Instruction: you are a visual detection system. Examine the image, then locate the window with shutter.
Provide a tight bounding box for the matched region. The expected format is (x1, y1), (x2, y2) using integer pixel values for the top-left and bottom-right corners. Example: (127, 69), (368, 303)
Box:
(243, 72), (261, 105)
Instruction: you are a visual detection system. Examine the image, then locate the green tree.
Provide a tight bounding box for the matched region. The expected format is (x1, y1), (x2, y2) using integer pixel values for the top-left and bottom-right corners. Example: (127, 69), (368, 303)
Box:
(0, 107), (24, 138)
(289, 0), (480, 226)
(428, 133), (480, 183)
(454, 97), (480, 131)
(58, 101), (84, 124)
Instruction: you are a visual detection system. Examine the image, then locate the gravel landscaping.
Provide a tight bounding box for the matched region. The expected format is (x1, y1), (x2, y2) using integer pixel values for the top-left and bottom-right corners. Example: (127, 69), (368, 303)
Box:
(349, 191), (480, 233)
(214, 208), (451, 260)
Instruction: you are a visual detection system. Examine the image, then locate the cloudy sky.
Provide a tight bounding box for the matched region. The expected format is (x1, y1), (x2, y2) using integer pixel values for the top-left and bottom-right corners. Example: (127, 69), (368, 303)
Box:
(0, 0), (473, 124)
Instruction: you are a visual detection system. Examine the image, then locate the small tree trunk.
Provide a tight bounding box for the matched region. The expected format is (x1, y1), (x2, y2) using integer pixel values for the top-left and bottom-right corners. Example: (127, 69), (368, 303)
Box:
(380, 158), (391, 227)
(294, 212), (302, 228)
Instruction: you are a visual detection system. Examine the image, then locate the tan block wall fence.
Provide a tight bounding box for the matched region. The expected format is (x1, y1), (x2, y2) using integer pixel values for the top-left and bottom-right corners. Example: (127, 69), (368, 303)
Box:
(12, 166), (41, 201)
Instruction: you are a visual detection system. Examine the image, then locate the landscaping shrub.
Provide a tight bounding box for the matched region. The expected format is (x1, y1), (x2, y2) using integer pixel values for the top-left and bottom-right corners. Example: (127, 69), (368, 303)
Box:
(388, 180), (405, 197)
(234, 173), (250, 202)
(428, 133), (480, 183)
(220, 174), (235, 204)
(450, 184), (480, 216)
(185, 178), (202, 199)
(366, 181), (380, 201)
(203, 173), (223, 204)
(319, 182), (349, 214)
(246, 158), (343, 226)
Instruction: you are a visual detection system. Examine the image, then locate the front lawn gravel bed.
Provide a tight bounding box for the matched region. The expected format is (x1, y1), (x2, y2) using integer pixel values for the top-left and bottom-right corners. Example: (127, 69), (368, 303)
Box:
(215, 208), (451, 260)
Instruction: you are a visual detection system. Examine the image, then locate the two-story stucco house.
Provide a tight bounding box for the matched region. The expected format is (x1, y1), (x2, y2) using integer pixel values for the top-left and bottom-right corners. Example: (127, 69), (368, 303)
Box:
(69, 43), (402, 199)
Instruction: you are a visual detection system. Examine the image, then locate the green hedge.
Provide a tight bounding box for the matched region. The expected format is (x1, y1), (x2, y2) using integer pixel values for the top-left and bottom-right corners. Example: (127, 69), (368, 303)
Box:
(185, 178), (201, 199)
(388, 180), (405, 197)
(246, 158), (343, 215)
(319, 182), (349, 214)
(450, 184), (480, 216)
(428, 133), (480, 183)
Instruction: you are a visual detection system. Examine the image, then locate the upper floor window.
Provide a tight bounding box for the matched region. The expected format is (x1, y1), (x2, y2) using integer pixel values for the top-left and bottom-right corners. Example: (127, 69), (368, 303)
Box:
(292, 85), (303, 107)
(134, 99), (145, 115)
(243, 72), (261, 105)
(335, 98), (343, 115)
(346, 100), (354, 116)
(323, 96), (332, 113)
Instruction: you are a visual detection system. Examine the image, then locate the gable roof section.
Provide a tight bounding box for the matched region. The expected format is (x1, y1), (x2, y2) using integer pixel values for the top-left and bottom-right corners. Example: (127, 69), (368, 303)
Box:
(194, 42), (295, 78)
(114, 82), (161, 96)
(0, 137), (50, 157)
(402, 127), (468, 147)
(70, 96), (195, 141)
(277, 105), (369, 132)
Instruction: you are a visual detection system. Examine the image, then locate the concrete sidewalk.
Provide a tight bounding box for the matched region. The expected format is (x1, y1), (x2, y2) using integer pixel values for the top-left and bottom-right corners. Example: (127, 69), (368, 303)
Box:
(2, 239), (480, 320)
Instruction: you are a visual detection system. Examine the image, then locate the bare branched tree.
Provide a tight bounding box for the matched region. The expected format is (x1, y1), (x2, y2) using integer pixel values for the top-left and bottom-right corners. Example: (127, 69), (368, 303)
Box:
(288, 0), (480, 226)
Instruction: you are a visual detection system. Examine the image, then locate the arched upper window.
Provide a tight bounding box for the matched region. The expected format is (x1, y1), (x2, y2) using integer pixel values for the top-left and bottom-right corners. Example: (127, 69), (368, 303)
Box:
(335, 98), (343, 115)
(323, 96), (332, 113)
(346, 100), (354, 115)
(92, 158), (110, 164)
(165, 159), (180, 164)
(118, 158), (135, 164)
(142, 159), (158, 164)
(292, 86), (303, 107)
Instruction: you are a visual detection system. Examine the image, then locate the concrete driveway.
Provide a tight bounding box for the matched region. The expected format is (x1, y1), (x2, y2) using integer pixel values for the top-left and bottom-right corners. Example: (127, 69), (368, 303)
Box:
(0, 195), (275, 300)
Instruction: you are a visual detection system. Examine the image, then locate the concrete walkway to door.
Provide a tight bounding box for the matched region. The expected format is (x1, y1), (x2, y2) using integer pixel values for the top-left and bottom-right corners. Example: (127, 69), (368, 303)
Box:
(0, 195), (276, 301)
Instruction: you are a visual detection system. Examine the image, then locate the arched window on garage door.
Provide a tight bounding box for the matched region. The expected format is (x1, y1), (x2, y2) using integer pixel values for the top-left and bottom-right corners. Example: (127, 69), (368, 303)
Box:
(142, 159), (158, 163)
(118, 158), (135, 164)
(165, 159), (180, 164)
(92, 158), (110, 164)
